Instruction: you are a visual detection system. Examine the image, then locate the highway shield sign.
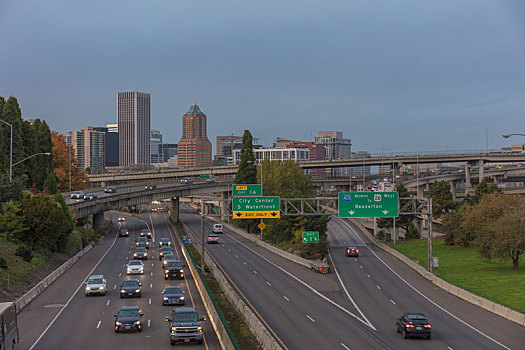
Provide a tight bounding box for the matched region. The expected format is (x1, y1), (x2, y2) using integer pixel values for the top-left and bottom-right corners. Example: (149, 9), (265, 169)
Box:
(338, 192), (399, 218)
(232, 184), (262, 196)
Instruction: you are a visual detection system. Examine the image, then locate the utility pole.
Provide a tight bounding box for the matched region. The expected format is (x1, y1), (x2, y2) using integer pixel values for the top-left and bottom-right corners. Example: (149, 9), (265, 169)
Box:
(69, 145), (72, 192)
(427, 198), (434, 273)
(200, 200), (205, 274)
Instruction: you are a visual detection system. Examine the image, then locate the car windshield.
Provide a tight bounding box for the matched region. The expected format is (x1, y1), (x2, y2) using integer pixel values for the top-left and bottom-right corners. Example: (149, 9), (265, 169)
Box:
(118, 309), (139, 317)
(129, 261), (142, 266)
(122, 280), (139, 287)
(161, 238), (169, 242)
(119, 228), (128, 232)
(406, 314), (426, 321)
(166, 262), (182, 269)
(137, 238), (147, 242)
(136, 248), (146, 252)
(165, 287), (182, 294)
(348, 247), (357, 250)
(161, 247), (173, 252)
(173, 312), (198, 322)
(208, 235), (217, 238)
(88, 278), (103, 284)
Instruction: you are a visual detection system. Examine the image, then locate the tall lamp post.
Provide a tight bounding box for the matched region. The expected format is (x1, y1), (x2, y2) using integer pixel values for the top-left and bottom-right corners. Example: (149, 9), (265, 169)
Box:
(0, 119), (13, 182)
(502, 133), (525, 138)
(12, 152), (51, 167)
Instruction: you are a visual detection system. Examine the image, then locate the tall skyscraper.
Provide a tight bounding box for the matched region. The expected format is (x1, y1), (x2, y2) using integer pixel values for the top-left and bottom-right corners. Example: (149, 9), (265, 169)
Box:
(70, 126), (106, 174)
(150, 129), (163, 164)
(178, 102), (212, 167)
(105, 123), (119, 167)
(117, 91), (151, 166)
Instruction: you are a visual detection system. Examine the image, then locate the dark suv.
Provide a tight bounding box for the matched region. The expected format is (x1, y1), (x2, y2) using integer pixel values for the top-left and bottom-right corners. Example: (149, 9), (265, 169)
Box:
(119, 228), (129, 237)
(136, 237), (150, 249)
(159, 246), (174, 260)
(120, 279), (142, 298)
(165, 261), (184, 280)
(165, 307), (206, 344)
(140, 229), (152, 240)
(114, 306), (143, 333)
(396, 313), (432, 339)
(133, 247), (148, 260)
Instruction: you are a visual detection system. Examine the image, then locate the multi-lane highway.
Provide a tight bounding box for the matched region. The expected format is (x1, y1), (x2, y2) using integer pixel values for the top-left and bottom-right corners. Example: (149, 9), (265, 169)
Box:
(17, 210), (220, 350)
(180, 204), (525, 350)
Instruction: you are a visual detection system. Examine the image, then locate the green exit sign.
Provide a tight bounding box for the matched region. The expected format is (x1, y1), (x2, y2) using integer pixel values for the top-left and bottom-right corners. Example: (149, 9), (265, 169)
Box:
(338, 192), (399, 218)
(232, 184), (262, 196)
(199, 174), (210, 178)
(302, 231), (319, 243)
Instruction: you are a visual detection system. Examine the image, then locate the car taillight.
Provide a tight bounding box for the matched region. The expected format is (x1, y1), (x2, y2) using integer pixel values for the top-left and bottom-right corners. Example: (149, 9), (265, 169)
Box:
(355, 249), (359, 252)
(405, 324), (415, 328)
(424, 324), (431, 329)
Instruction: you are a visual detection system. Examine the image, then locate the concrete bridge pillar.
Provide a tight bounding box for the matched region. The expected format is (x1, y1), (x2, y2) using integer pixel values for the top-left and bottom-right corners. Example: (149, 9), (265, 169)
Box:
(417, 184), (424, 198)
(220, 191), (229, 221)
(479, 159), (485, 181)
(93, 213), (105, 231)
(465, 164), (472, 192)
(449, 180), (456, 201)
(170, 197), (180, 223)
(491, 175), (499, 185)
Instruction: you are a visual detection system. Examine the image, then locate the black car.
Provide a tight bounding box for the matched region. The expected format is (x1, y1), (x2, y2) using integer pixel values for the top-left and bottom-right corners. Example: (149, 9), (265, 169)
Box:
(162, 286), (185, 306)
(114, 306), (143, 333)
(145, 183), (157, 190)
(159, 246), (174, 260)
(84, 193), (98, 200)
(345, 246), (359, 257)
(180, 177), (193, 184)
(159, 238), (171, 248)
(120, 279), (142, 298)
(140, 229), (152, 240)
(162, 254), (179, 268)
(104, 186), (116, 193)
(133, 247), (148, 260)
(136, 237), (150, 249)
(119, 228), (129, 237)
(396, 313), (432, 339)
(165, 261), (184, 280)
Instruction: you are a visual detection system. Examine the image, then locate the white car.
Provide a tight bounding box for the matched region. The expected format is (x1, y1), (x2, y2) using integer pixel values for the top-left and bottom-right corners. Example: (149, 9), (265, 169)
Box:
(207, 234), (219, 244)
(70, 191), (84, 199)
(212, 223), (223, 234)
(85, 274), (107, 296)
(126, 260), (144, 275)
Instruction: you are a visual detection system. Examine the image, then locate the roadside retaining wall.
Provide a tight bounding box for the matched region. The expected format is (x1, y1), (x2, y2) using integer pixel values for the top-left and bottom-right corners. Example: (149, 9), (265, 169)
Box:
(179, 220), (282, 350)
(351, 219), (525, 327)
(15, 242), (94, 311)
(175, 222), (236, 350)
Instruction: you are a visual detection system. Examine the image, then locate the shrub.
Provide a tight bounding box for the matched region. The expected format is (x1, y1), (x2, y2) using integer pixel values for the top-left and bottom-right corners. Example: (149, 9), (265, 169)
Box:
(15, 244), (34, 262)
(376, 230), (386, 241)
(0, 257), (7, 270)
(406, 223), (420, 239)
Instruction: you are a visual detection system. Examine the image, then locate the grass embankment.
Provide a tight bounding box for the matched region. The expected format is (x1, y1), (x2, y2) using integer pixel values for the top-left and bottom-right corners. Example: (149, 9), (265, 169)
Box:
(389, 238), (525, 313)
(176, 226), (261, 350)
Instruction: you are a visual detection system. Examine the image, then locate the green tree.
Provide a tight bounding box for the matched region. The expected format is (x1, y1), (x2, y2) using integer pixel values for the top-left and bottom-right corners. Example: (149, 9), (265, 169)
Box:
(429, 180), (455, 217)
(44, 172), (58, 194)
(442, 202), (471, 246)
(234, 130), (257, 184)
(0, 202), (29, 242)
(463, 193), (525, 269)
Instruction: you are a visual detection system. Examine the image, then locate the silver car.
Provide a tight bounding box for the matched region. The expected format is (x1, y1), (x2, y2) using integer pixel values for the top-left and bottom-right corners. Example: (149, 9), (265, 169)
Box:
(126, 260), (144, 275)
(85, 274), (107, 296)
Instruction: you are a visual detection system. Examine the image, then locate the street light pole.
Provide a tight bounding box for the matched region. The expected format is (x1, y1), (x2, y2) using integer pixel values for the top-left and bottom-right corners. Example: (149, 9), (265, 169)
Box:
(12, 152), (51, 167)
(260, 160), (264, 242)
(0, 119), (13, 182)
(502, 133), (525, 138)
(69, 145), (72, 192)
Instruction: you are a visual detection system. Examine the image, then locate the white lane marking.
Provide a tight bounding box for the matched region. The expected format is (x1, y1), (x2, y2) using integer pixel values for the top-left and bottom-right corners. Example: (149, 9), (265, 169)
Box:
(106, 300), (110, 306)
(328, 251), (376, 330)
(149, 298), (151, 305)
(118, 272), (121, 277)
(151, 272), (153, 276)
(341, 343), (351, 350)
(150, 283), (153, 288)
(234, 254), (238, 258)
(151, 263), (154, 267)
(113, 285), (117, 290)
(129, 250), (131, 253)
(96, 320), (101, 329)
(226, 233), (374, 330)
(367, 274), (370, 278)
(253, 270), (258, 274)
(390, 299), (396, 305)
(30, 228), (121, 350)
(283, 296), (290, 302)
(122, 264), (125, 267)
(266, 281), (272, 287)
(448, 347), (453, 350)
(148, 319), (151, 327)
(376, 285), (381, 290)
(339, 218), (511, 350)
(306, 315), (315, 323)
(243, 261), (247, 265)
(228, 249), (231, 252)
(359, 265), (363, 269)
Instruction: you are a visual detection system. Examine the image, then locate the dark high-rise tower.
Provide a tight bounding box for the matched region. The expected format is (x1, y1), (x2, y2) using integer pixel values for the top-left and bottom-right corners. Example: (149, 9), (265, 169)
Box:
(178, 102), (212, 167)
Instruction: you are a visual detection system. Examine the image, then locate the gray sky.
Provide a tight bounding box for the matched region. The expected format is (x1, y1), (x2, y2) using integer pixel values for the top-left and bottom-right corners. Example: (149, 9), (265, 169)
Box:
(1, 0), (525, 154)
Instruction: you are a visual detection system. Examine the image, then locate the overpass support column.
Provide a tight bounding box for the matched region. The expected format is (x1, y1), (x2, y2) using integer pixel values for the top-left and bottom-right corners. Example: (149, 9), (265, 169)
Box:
(449, 180), (456, 201)
(170, 197), (180, 223)
(479, 159), (485, 182)
(491, 175), (499, 185)
(220, 191), (229, 222)
(465, 164), (472, 192)
(93, 213), (105, 231)
(417, 184), (424, 198)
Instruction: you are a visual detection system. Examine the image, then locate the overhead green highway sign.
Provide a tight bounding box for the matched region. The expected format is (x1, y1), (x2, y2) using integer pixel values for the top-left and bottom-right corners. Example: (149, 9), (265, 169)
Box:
(232, 184), (262, 197)
(302, 231), (319, 243)
(338, 192), (399, 218)
(232, 196), (280, 219)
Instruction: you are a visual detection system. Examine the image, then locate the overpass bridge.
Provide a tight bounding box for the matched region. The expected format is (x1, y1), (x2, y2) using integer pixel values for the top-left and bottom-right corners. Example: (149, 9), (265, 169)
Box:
(87, 152), (525, 187)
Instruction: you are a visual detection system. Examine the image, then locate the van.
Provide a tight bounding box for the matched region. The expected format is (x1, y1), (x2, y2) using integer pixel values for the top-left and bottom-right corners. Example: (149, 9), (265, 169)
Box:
(212, 223), (223, 234)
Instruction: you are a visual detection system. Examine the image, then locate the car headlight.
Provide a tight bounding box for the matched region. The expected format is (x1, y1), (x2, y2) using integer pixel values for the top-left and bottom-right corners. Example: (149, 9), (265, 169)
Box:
(116, 321), (122, 326)
(120, 289), (125, 293)
(85, 286), (91, 291)
(171, 326), (176, 332)
(136, 242), (139, 245)
(179, 296), (184, 300)
(135, 289), (140, 292)
(134, 253), (137, 256)
(134, 321), (141, 325)
(179, 269), (184, 273)
(198, 326), (203, 331)
(163, 297), (169, 300)
(165, 270), (169, 273)
(144, 253), (147, 256)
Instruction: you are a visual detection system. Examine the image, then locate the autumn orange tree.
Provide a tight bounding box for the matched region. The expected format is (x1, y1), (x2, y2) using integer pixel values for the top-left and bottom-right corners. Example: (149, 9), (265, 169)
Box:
(51, 132), (88, 191)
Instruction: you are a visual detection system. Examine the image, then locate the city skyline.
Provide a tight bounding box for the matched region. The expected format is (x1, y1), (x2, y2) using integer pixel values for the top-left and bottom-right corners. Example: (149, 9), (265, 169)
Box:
(1, 1), (525, 153)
